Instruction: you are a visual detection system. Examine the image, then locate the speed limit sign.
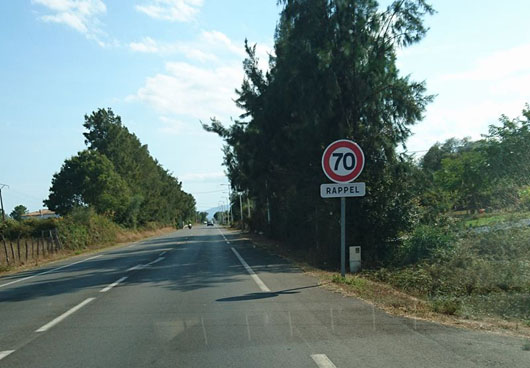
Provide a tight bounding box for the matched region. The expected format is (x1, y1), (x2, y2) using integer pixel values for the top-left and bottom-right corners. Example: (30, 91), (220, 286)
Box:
(321, 139), (365, 183)
(320, 139), (366, 277)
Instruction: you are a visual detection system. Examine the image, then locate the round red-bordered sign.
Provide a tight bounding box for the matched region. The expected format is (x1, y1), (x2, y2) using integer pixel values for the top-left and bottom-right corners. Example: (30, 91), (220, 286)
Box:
(322, 139), (365, 183)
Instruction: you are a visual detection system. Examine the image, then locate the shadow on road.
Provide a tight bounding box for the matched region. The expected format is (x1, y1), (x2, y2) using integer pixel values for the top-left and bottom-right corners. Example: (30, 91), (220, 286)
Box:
(215, 284), (319, 302)
(0, 230), (300, 303)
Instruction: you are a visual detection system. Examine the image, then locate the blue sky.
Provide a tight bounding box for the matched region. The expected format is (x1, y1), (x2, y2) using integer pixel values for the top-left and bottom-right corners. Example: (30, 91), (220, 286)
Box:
(1, 0), (529, 214)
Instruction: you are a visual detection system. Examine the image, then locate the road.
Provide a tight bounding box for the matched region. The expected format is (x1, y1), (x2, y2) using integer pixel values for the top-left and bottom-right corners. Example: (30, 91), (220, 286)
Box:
(0, 225), (527, 367)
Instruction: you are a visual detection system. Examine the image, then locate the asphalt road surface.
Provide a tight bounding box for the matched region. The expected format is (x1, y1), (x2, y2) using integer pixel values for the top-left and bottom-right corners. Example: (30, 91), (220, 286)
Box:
(0, 225), (527, 367)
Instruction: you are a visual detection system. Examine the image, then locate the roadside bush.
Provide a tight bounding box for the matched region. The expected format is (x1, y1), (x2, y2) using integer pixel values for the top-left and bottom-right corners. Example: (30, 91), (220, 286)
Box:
(56, 207), (120, 250)
(368, 225), (530, 320)
(1, 218), (56, 240)
(430, 296), (461, 315)
(394, 224), (455, 266)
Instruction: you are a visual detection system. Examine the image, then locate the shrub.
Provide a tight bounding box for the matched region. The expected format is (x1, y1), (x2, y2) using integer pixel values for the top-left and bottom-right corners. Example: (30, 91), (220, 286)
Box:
(56, 207), (119, 249)
(431, 296), (461, 315)
(0, 218), (56, 240)
(395, 224), (455, 265)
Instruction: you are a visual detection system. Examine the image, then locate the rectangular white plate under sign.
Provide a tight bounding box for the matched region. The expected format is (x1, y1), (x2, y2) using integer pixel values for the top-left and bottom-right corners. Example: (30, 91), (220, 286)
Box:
(320, 182), (366, 198)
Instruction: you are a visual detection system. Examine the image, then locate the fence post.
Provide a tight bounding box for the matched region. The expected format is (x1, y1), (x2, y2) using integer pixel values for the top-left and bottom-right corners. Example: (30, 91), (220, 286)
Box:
(2, 236), (9, 265)
(41, 231), (47, 255)
(9, 240), (15, 264)
(54, 228), (62, 250)
(17, 236), (21, 262)
(36, 236), (40, 258)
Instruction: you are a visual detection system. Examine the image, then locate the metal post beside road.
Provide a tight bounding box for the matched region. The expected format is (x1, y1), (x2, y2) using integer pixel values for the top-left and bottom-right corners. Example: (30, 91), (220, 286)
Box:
(239, 193), (243, 227)
(340, 197), (346, 277)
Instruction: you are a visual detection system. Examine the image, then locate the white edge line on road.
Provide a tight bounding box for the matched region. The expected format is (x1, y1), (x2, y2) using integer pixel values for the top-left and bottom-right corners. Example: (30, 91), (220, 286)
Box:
(126, 256), (165, 272)
(100, 276), (128, 293)
(230, 247), (270, 292)
(311, 354), (337, 368)
(0, 255), (103, 289)
(36, 297), (96, 332)
(217, 228), (232, 244)
(0, 350), (15, 361)
(126, 264), (145, 272)
(147, 257), (165, 266)
(160, 251), (167, 256)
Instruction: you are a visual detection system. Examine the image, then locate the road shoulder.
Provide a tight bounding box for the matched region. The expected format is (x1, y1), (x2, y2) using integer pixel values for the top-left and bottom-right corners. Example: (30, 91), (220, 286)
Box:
(233, 229), (530, 339)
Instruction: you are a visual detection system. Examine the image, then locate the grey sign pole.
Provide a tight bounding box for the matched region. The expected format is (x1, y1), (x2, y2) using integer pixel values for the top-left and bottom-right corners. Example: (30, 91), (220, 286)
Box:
(341, 196), (346, 277)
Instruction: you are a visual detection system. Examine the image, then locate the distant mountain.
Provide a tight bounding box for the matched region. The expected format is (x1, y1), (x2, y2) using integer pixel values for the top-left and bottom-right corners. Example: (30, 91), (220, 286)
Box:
(204, 205), (226, 220)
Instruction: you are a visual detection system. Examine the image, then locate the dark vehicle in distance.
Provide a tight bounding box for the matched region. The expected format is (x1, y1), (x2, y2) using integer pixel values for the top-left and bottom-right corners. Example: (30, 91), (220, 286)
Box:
(207, 221), (214, 226)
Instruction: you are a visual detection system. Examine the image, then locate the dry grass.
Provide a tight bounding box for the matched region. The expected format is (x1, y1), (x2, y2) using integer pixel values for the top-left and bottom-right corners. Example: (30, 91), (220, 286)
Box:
(244, 231), (530, 338)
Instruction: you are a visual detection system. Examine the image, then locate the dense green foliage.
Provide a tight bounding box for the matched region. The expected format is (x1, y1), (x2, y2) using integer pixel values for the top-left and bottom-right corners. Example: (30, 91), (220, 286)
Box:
(9, 205), (28, 221)
(205, 0), (434, 264)
(213, 211), (227, 224)
(45, 108), (196, 227)
(1, 217), (56, 240)
(418, 105), (530, 216)
(55, 207), (121, 250)
(196, 211), (208, 223)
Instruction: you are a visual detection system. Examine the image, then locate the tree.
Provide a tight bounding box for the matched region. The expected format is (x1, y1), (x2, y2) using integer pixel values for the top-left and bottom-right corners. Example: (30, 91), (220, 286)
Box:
(484, 105), (530, 185)
(196, 211), (208, 223)
(10, 205), (27, 221)
(45, 108), (197, 228)
(434, 150), (490, 211)
(82, 108), (194, 226)
(421, 138), (474, 173)
(205, 0), (435, 263)
(214, 211), (227, 224)
(45, 150), (131, 221)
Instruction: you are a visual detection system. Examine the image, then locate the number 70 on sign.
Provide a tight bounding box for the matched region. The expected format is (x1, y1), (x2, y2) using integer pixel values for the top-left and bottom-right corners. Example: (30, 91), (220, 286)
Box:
(321, 139), (365, 184)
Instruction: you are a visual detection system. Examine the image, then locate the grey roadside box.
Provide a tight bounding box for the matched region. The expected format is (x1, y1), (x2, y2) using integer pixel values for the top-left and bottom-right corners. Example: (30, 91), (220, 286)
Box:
(349, 246), (361, 273)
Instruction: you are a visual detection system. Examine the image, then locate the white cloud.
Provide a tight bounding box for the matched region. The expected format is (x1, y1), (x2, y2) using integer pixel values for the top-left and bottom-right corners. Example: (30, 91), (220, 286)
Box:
(135, 0), (203, 22)
(129, 37), (160, 53)
(200, 30), (245, 57)
(127, 61), (244, 120)
(127, 31), (274, 139)
(442, 43), (530, 82)
(407, 97), (527, 153)
(158, 116), (206, 135)
(405, 43), (530, 153)
(32, 0), (108, 45)
(128, 30), (258, 63)
(129, 37), (218, 62)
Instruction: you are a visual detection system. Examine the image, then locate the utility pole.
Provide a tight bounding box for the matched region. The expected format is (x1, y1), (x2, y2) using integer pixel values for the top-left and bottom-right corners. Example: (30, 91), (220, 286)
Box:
(228, 187), (233, 226)
(220, 183), (233, 226)
(247, 196), (251, 219)
(0, 183), (7, 222)
(238, 192), (243, 227)
(265, 181), (271, 226)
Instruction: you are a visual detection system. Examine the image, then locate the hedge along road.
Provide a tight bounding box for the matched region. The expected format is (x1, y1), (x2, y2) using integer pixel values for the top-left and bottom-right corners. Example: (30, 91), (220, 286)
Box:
(0, 225), (527, 368)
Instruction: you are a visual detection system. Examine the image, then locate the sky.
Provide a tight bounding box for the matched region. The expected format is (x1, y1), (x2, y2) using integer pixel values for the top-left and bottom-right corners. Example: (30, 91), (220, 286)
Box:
(1, 0), (529, 215)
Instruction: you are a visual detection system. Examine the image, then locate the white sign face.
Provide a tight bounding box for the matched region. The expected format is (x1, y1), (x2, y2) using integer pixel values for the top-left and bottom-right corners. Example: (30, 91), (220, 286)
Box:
(321, 139), (365, 183)
(320, 182), (366, 198)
